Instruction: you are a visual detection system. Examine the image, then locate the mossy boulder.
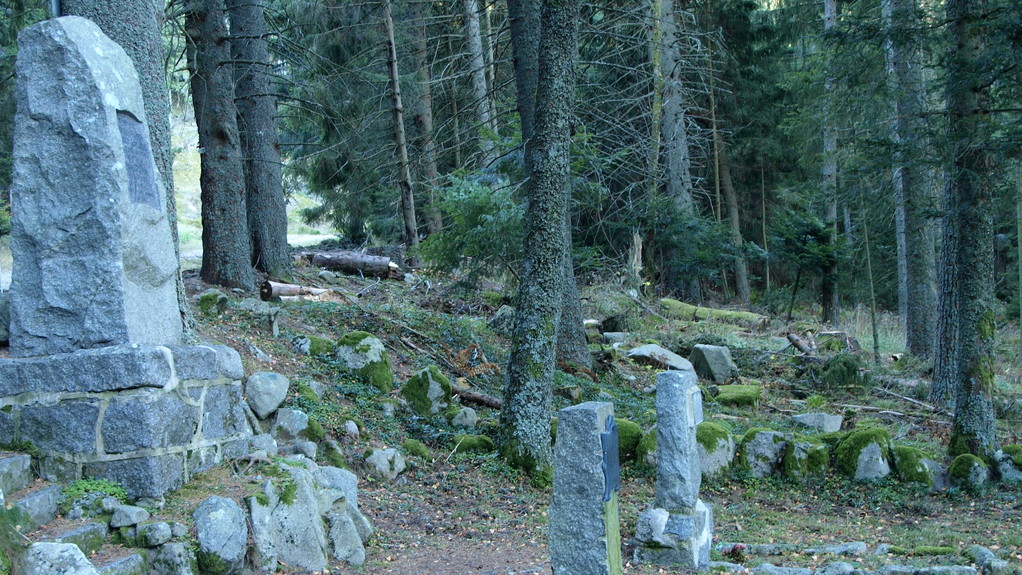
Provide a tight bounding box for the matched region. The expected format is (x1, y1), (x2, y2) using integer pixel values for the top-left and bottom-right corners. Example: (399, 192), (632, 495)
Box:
(716, 385), (761, 408)
(781, 437), (829, 480)
(400, 366), (452, 417)
(322, 440), (348, 469)
(949, 453), (989, 492)
(835, 427), (892, 481)
(401, 439), (431, 459)
(336, 331), (393, 392)
(454, 434), (496, 454)
(738, 428), (787, 478)
(892, 445), (941, 488)
(307, 336), (336, 357)
(616, 418), (643, 462)
(197, 289), (228, 316)
(1003, 444), (1022, 466)
(636, 425), (658, 467)
(696, 421), (735, 480)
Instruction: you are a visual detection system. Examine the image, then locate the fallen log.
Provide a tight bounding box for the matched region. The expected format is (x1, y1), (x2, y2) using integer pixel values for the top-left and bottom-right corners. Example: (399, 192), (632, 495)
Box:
(260, 280), (329, 301)
(787, 333), (814, 355)
(659, 298), (769, 330)
(306, 251), (402, 279)
(452, 386), (503, 410)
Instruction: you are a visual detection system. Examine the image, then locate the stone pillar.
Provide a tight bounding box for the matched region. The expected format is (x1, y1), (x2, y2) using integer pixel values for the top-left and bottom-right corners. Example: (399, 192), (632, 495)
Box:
(549, 402), (623, 575)
(634, 370), (714, 569)
(9, 16), (182, 357)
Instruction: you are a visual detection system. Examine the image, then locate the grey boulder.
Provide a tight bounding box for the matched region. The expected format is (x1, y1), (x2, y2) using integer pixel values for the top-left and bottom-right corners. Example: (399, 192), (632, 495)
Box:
(627, 344), (693, 372)
(193, 496), (247, 575)
(22, 542), (100, 575)
(689, 344), (740, 382)
(245, 372), (290, 419)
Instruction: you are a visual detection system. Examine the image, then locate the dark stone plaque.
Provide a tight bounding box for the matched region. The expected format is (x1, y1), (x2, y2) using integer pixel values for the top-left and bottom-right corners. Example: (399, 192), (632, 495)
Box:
(117, 111), (160, 209)
(601, 414), (621, 502)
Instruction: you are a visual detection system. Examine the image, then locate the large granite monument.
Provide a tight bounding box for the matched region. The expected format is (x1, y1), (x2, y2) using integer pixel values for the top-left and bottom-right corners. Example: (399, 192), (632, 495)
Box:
(8, 16), (181, 357)
(0, 17), (251, 499)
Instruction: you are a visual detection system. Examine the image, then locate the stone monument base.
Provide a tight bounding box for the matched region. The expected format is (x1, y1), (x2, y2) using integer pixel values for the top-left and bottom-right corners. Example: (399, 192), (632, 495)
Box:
(634, 499), (714, 569)
(0, 344), (253, 499)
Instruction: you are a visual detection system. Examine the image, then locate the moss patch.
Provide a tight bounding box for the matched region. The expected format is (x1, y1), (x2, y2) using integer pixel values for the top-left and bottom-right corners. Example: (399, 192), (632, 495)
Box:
(336, 331), (393, 392)
(401, 365), (452, 417)
(636, 425), (657, 466)
(892, 445), (934, 487)
(1002, 444), (1022, 467)
(322, 441), (348, 469)
(780, 437), (828, 480)
(696, 421), (732, 452)
(834, 427), (892, 477)
(301, 418), (325, 442)
(616, 418), (643, 462)
(401, 438), (431, 459)
(455, 434), (496, 454)
(716, 385), (761, 408)
(913, 546), (957, 556)
(307, 336), (336, 357)
(949, 453), (987, 491)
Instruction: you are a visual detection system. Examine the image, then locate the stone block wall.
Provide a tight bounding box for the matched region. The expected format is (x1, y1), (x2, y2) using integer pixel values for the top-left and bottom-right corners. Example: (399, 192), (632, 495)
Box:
(0, 344), (252, 499)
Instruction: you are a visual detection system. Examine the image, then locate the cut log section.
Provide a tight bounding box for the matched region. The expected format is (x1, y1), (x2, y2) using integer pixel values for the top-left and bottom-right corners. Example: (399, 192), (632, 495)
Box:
(261, 280), (329, 301)
(305, 250), (402, 279)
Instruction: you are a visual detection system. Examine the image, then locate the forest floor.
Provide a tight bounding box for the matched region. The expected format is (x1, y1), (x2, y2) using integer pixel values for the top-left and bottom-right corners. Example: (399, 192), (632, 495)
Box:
(168, 250), (1022, 575)
(6, 240), (1022, 574)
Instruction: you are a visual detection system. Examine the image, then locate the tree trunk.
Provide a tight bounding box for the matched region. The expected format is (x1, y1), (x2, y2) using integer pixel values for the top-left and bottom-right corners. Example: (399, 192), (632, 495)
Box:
(507, 0), (590, 371)
(413, 4), (442, 235)
(500, 0), (581, 486)
(309, 251), (400, 278)
(187, 0), (253, 290)
(883, 0), (935, 359)
(228, 0), (291, 278)
(820, 0), (839, 324)
(659, 0), (694, 214)
(382, 0), (419, 253)
(716, 131), (750, 304)
(463, 0), (496, 166)
(935, 0), (997, 462)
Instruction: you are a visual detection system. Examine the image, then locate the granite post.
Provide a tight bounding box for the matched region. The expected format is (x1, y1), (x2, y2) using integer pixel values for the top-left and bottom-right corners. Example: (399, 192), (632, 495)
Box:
(549, 402), (623, 575)
(9, 16), (182, 357)
(634, 369), (714, 569)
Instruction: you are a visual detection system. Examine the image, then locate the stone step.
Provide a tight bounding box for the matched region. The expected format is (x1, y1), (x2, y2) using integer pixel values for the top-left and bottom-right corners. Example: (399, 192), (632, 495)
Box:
(11, 483), (62, 531)
(95, 552), (148, 575)
(46, 521), (110, 556)
(0, 453), (32, 495)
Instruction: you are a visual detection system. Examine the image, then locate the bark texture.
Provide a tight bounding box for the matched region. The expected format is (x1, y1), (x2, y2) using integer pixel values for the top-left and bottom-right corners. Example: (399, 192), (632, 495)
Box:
(507, 0), (591, 370)
(188, 0), (254, 290)
(228, 0), (291, 278)
(820, 0), (840, 324)
(230, 0), (292, 279)
(413, 5), (442, 235)
(934, 0), (997, 462)
(463, 0), (496, 166)
(500, 0), (581, 485)
(883, 0), (935, 359)
(382, 0), (419, 252)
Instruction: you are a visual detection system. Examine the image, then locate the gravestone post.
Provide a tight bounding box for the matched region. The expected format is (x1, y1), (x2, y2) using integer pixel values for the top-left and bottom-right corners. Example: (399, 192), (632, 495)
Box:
(9, 16), (182, 357)
(549, 401), (623, 575)
(634, 369), (714, 569)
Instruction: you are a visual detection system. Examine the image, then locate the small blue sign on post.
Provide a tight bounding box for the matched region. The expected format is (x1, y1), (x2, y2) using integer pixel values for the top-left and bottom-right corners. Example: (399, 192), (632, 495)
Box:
(601, 414), (621, 502)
